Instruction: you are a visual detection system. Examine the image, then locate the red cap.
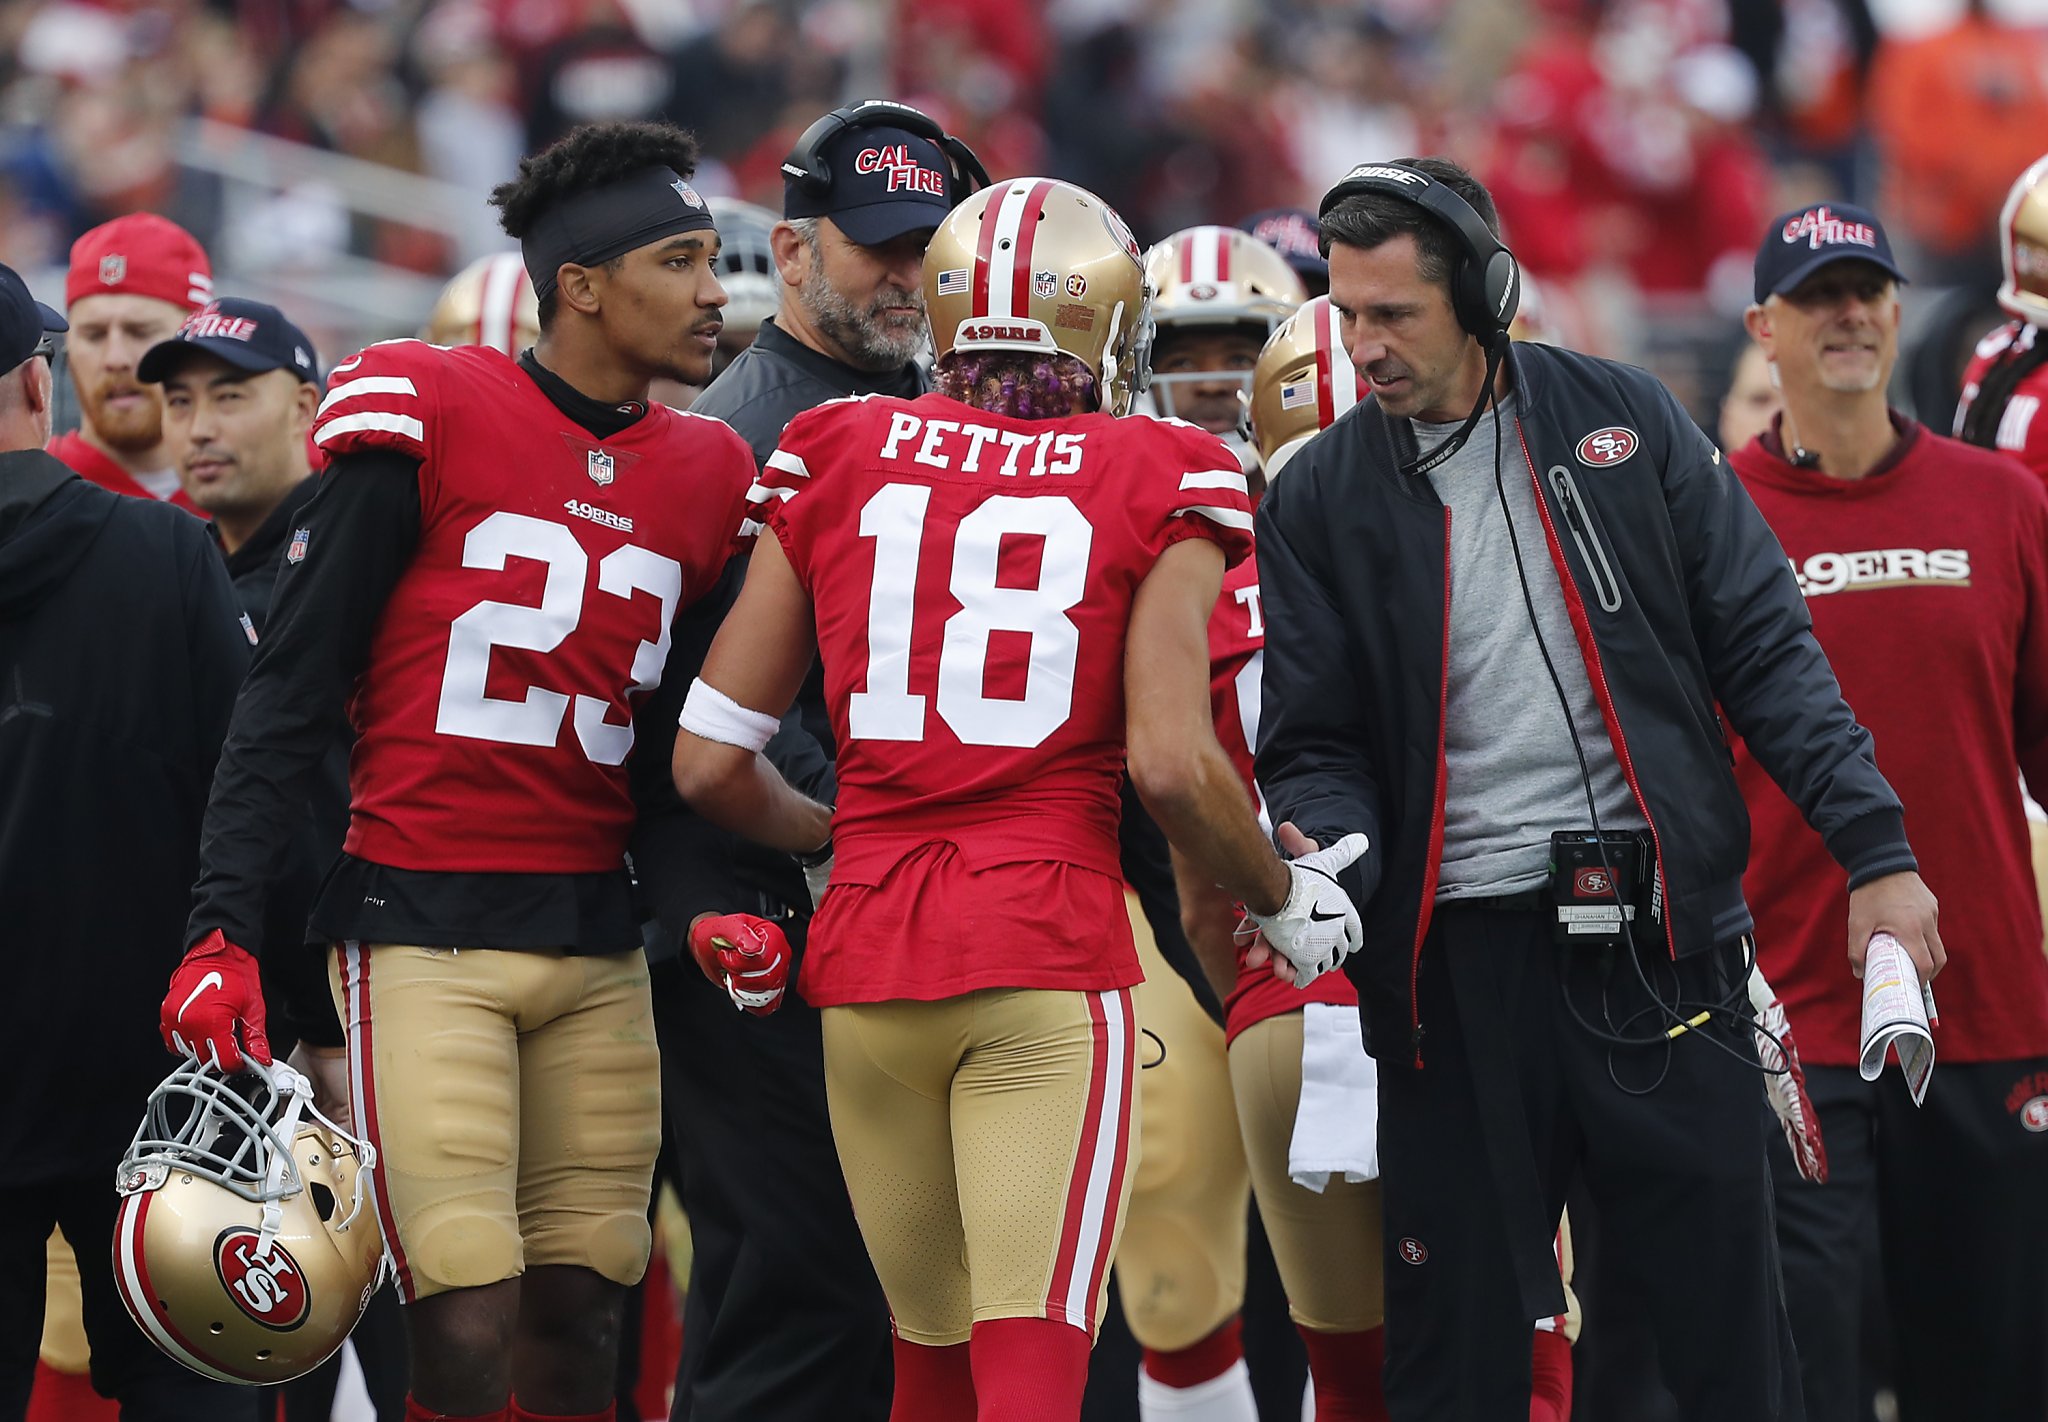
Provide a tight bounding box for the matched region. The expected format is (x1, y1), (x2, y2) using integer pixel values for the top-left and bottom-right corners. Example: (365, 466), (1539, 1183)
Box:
(65, 214), (214, 312)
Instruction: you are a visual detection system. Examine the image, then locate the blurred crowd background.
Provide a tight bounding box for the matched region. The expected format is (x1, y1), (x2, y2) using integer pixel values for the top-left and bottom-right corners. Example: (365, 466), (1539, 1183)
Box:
(3, 0), (2046, 425)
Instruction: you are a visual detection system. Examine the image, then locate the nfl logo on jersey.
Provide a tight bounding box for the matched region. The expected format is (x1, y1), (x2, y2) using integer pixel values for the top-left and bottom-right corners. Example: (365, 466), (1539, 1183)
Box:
(588, 449), (615, 487)
(286, 527), (311, 564)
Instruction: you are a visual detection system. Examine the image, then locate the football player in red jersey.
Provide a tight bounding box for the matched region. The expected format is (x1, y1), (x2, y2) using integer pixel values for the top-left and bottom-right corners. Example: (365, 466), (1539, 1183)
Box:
(1955, 153), (2048, 481)
(672, 177), (1366, 1422)
(156, 122), (757, 1422)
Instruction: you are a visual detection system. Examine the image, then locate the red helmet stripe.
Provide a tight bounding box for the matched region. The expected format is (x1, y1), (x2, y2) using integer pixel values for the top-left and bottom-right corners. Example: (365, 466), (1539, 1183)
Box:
(1313, 295), (1335, 428)
(1007, 179), (1056, 317)
(1214, 230), (1232, 282)
(972, 184), (1007, 318)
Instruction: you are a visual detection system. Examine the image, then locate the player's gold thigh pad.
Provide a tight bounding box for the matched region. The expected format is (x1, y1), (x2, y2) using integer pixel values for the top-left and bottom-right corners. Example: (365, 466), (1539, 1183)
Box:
(1118, 911), (1249, 1351)
(1228, 1012), (1385, 1334)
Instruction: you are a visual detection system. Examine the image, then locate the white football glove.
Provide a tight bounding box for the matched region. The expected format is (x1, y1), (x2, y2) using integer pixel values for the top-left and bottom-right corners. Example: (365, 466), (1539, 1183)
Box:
(1246, 833), (1370, 985)
(1749, 961), (1827, 1184)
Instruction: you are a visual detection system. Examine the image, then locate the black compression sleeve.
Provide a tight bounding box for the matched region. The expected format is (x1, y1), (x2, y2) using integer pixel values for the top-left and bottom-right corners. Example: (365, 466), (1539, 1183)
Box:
(186, 450), (423, 954)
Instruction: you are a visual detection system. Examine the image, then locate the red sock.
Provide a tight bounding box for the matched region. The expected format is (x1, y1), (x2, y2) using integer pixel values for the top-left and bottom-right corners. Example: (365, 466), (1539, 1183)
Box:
(969, 1316), (1091, 1422)
(1141, 1315), (1244, 1387)
(1528, 1329), (1573, 1422)
(404, 1399), (507, 1422)
(1298, 1324), (1389, 1422)
(890, 1336), (976, 1421)
(507, 1403), (613, 1422)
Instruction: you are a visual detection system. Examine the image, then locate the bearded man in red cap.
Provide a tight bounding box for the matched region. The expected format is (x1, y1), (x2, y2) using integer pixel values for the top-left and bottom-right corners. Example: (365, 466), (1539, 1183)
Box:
(50, 213), (214, 510)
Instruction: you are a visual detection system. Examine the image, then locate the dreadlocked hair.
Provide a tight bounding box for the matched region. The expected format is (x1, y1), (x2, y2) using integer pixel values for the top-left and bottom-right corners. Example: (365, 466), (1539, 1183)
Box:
(490, 121), (703, 325)
(1959, 324), (2048, 449)
(934, 351), (1098, 420)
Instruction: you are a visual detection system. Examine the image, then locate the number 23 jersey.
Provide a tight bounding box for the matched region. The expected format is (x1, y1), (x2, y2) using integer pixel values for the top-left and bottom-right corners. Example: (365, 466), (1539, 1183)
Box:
(314, 341), (755, 873)
(761, 389), (1253, 895)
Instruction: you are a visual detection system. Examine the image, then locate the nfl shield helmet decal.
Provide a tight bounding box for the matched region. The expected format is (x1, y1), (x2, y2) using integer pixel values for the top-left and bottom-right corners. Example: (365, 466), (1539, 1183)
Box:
(588, 449), (615, 486)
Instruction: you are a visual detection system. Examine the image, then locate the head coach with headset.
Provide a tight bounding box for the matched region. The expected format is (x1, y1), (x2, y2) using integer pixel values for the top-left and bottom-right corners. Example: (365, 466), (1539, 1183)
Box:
(1250, 155), (1943, 1421)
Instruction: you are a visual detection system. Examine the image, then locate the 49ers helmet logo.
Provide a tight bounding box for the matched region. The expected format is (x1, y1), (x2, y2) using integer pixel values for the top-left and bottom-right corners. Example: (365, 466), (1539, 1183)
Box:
(214, 1229), (310, 1330)
(1577, 427), (1638, 466)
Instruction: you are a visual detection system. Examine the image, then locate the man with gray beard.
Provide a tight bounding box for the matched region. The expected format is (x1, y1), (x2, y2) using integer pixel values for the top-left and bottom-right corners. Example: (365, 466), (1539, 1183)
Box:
(634, 101), (985, 1422)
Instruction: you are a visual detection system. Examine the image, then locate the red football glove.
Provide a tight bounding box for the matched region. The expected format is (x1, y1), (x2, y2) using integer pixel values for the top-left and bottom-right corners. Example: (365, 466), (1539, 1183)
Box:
(688, 913), (791, 1017)
(161, 929), (271, 1070)
(1748, 962), (1826, 1184)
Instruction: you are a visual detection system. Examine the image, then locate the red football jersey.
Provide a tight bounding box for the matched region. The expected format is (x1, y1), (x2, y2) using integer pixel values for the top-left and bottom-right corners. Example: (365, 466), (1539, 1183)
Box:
(1956, 320), (2048, 482)
(761, 391), (1253, 1001)
(1210, 550), (1358, 1042)
(313, 340), (754, 873)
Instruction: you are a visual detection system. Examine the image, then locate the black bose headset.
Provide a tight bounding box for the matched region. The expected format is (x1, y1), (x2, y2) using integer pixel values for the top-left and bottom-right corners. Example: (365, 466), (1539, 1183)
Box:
(1317, 161), (1520, 351)
(781, 99), (992, 202)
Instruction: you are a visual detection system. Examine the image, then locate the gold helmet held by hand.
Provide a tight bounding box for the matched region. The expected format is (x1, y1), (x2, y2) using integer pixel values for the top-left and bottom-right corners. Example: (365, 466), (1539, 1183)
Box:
(1248, 296), (1367, 480)
(922, 177), (1154, 416)
(113, 1057), (386, 1385)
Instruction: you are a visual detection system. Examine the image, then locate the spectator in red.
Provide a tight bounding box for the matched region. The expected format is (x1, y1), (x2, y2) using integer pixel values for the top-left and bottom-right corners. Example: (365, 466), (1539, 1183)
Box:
(49, 214), (213, 511)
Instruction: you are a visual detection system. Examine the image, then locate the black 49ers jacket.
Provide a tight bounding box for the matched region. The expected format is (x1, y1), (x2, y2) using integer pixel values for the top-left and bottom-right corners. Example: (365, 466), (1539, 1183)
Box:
(1254, 341), (1917, 1064)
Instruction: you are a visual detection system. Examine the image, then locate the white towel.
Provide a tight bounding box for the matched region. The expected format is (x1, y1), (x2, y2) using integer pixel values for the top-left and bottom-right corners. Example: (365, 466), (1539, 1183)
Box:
(1287, 1002), (1379, 1192)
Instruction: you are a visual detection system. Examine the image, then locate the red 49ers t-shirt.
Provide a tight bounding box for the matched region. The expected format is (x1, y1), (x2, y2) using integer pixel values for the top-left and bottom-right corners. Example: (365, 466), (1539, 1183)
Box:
(313, 340), (755, 873)
(47, 429), (205, 515)
(1209, 550), (1360, 1043)
(760, 391), (1253, 1003)
(1730, 417), (2048, 1063)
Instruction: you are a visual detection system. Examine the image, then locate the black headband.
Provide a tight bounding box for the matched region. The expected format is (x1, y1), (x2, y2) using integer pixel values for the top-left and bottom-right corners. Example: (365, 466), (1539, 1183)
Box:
(523, 166), (717, 303)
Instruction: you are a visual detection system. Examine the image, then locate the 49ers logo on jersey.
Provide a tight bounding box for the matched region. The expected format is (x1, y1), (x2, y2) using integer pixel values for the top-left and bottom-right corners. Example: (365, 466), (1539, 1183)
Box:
(214, 1229), (310, 1330)
(1576, 427), (1638, 466)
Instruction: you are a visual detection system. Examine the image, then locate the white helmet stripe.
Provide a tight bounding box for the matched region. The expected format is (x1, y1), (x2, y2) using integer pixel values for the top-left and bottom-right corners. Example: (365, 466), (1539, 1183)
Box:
(477, 255), (526, 354)
(1327, 300), (1360, 421)
(1193, 226), (1222, 285)
(984, 182), (1041, 321)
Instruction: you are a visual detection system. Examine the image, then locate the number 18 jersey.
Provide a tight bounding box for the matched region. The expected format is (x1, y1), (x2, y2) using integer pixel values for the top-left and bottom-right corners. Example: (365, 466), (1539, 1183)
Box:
(313, 341), (755, 873)
(761, 390), (1252, 926)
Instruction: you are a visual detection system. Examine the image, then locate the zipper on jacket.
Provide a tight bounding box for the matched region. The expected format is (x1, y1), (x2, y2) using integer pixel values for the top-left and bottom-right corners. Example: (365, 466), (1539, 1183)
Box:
(1514, 419), (1679, 960)
(1408, 505), (1453, 1067)
(1547, 465), (1623, 613)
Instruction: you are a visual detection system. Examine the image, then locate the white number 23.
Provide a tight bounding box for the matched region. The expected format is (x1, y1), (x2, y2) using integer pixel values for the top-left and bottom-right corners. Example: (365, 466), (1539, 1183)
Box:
(436, 511), (682, 764)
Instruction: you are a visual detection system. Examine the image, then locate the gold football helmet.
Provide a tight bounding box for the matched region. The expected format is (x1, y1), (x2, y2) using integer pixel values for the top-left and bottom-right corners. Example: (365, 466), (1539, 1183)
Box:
(423, 252), (540, 353)
(1248, 296), (1366, 480)
(922, 177), (1153, 416)
(1999, 154), (2048, 328)
(1145, 226), (1307, 423)
(114, 1058), (385, 1385)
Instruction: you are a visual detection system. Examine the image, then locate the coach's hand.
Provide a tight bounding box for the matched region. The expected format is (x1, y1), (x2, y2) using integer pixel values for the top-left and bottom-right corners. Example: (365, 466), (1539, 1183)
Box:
(689, 912), (792, 1016)
(1847, 870), (1944, 982)
(1245, 824), (1369, 987)
(161, 929), (271, 1070)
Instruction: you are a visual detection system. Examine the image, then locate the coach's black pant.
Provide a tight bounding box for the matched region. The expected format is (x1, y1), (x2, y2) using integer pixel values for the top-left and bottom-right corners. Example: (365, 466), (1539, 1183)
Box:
(1770, 1058), (2048, 1422)
(1377, 903), (1803, 1422)
(0, 1177), (258, 1422)
(653, 941), (892, 1422)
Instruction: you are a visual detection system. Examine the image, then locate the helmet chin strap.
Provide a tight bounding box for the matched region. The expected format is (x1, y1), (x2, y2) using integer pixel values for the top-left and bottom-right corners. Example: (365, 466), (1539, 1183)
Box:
(252, 1061), (381, 1251)
(1398, 339), (1505, 477)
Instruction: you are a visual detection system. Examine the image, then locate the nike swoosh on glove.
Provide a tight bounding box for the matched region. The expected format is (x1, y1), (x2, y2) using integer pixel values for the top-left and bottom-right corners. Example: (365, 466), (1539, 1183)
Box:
(161, 929), (271, 1070)
(1749, 961), (1826, 1184)
(689, 913), (792, 1016)
(1246, 834), (1370, 985)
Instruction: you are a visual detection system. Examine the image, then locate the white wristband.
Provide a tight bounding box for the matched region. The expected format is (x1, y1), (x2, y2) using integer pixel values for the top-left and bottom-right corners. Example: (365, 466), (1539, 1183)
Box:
(679, 678), (780, 753)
